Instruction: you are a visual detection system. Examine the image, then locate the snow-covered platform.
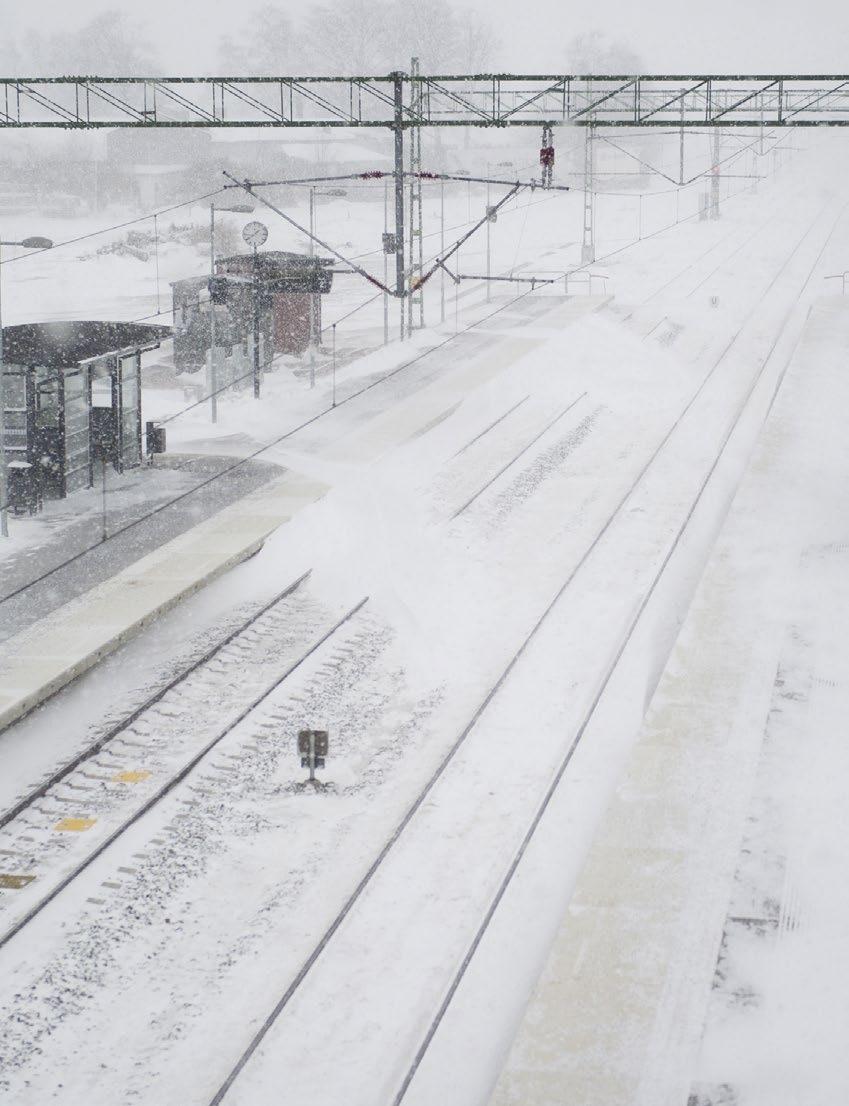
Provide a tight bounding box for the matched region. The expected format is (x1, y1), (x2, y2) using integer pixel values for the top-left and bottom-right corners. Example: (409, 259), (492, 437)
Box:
(0, 294), (610, 735)
(0, 469), (327, 733)
(489, 296), (849, 1106)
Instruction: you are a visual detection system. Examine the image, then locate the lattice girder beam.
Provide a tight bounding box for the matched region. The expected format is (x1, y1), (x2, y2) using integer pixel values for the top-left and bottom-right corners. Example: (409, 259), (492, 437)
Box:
(0, 74), (848, 127)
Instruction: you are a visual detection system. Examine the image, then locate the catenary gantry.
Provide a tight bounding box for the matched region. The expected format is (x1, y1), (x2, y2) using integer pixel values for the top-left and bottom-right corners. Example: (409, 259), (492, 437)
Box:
(0, 74), (848, 128)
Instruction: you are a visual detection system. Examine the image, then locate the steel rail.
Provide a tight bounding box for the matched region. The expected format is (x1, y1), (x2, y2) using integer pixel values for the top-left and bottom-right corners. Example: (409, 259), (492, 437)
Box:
(390, 199), (849, 1105)
(0, 597), (369, 951)
(206, 196), (840, 1106)
(0, 571), (312, 831)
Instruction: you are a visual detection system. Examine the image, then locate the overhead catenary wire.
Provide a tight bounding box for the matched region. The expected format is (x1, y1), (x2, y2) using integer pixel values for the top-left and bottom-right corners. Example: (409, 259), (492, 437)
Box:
(0, 282), (549, 606)
(0, 131), (789, 591)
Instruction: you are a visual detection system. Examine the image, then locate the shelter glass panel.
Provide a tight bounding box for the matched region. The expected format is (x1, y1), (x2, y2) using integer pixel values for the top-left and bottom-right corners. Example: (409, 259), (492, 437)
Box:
(1, 369), (28, 461)
(90, 359), (112, 408)
(119, 353), (140, 468)
(33, 372), (62, 497)
(63, 368), (91, 493)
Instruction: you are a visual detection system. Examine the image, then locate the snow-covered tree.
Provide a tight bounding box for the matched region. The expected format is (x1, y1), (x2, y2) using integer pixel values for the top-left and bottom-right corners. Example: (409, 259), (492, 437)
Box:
(26, 12), (159, 76)
(219, 6), (300, 75)
(566, 32), (642, 75)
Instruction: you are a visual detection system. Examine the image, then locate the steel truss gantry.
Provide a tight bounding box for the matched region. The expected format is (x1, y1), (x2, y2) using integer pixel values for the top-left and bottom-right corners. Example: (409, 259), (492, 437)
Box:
(1, 72), (832, 333)
(1, 73), (849, 128)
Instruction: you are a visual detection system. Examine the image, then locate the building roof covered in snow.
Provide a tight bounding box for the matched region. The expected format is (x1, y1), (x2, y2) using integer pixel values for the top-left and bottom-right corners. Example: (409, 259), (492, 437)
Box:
(2, 321), (172, 369)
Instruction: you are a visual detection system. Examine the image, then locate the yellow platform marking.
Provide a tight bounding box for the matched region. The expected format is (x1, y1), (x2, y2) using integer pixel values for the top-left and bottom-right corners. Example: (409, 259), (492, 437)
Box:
(113, 770), (151, 784)
(54, 817), (96, 832)
(0, 873), (36, 889)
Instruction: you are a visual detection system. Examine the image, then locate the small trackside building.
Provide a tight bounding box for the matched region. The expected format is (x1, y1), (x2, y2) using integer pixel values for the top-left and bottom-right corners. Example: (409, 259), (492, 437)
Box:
(171, 250), (334, 377)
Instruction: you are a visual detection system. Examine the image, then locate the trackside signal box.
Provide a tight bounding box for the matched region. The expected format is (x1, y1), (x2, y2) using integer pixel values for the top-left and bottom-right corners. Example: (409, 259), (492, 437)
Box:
(298, 729), (328, 782)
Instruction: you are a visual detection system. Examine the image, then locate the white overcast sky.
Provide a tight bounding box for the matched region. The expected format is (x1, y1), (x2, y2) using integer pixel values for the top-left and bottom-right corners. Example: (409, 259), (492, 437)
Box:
(6, 0), (849, 73)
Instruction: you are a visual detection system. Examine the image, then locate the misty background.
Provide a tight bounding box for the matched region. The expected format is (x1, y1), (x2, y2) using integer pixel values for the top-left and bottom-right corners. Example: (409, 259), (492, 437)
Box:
(1, 0), (847, 76)
(0, 0), (842, 293)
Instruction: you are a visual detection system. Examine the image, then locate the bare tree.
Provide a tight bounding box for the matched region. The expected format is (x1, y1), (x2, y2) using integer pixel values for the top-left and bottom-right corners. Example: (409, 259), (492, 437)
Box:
(28, 12), (160, 76)
(454, 13), (499, 74)
(223, 0), (498, 77)
(566, 31), (642, 75)
(219, 6), (300, 74)
(301, 0), (393, 75)
(384, 0), (460, 71)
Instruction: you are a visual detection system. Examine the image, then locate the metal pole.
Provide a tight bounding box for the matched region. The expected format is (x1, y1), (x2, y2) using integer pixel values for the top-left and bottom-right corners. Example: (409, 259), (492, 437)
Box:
(309, 186), (316, 387)
(253, 243), (261, 398)
(406, 83), (414, 339)
(331, 323), (337, 408)
(153, 212), (161, 316)
(486, 166), (491, 303)
(383, 177), (389, 345)
(101, 456), (107, 542)
(0, 239), (6, 538)
(440, 178), (445, 324)
(711, 127), (721, 219)
(392, 70), (405, 341)
(209, 203), (217, 423)
(679, 99), (685, 185)
(581, 125), (595, 264)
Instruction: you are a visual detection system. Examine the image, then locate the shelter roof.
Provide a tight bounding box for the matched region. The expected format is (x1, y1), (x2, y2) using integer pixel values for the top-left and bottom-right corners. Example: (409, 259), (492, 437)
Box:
(2, 321), (172, 369)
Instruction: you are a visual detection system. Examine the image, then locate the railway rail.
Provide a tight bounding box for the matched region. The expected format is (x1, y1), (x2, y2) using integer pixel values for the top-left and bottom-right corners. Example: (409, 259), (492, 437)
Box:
(0, 171), (835, 1103)
(205, 199), (847, 1104)
(0, 579), (370, 948)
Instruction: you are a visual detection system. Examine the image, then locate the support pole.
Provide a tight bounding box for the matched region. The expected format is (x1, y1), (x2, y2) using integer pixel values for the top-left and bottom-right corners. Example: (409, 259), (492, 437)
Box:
(252, 243), (261, 397)
(153, 212), (161, 316)
(309, 186), (316, 387)
(101, 456), (108, 542)
(406, 57), (423, 337)
(711, 127), (721, 220)
(331, 323), (337, 408)
(679, 99), (685, 185)
(0, 240), (6, 538)
(392, 70), (405, 341)
(486, 167), (491, 303)
(440, 178), (445, 324)
(383, 177), (389, 344)
(581, 124), (596, 264)
(209, 204), (218, 423)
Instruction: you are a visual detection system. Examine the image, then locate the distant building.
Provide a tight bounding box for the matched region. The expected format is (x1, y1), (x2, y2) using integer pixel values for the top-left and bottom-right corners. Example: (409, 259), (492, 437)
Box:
(104, 129), (213, 207)
(171, 250), (335, 378)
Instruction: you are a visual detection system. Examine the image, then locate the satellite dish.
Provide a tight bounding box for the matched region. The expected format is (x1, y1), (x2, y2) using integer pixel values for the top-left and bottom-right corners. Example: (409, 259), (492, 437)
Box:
(242, 220), (268, 249)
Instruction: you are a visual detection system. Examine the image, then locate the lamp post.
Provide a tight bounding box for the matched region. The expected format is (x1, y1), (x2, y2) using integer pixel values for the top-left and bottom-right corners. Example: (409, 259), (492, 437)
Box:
(209, 201), (253, 423)
(440, 178), (445, 324)
(241, 220), (269, 399)
(384, 178), (390, 343)
(0, 234), (53, 538)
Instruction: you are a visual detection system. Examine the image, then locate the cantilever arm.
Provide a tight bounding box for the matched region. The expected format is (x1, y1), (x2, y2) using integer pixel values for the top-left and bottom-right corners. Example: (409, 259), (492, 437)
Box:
(414, 182), (523, 292)
(222, 171), (397, 296)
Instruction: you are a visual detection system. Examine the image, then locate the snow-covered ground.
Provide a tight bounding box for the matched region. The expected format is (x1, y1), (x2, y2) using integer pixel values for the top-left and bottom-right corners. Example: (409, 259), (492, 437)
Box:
(0, 129), (847, 1105)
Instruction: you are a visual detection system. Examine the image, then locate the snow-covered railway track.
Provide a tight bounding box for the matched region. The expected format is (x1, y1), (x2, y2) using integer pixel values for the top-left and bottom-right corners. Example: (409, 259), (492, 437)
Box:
(0, 189), (841, 1106)
(450, 391), (587, 518)
(0, 571), (312, 833)
(203, 200), (846, 1106)
(0, 580), (370, 950)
